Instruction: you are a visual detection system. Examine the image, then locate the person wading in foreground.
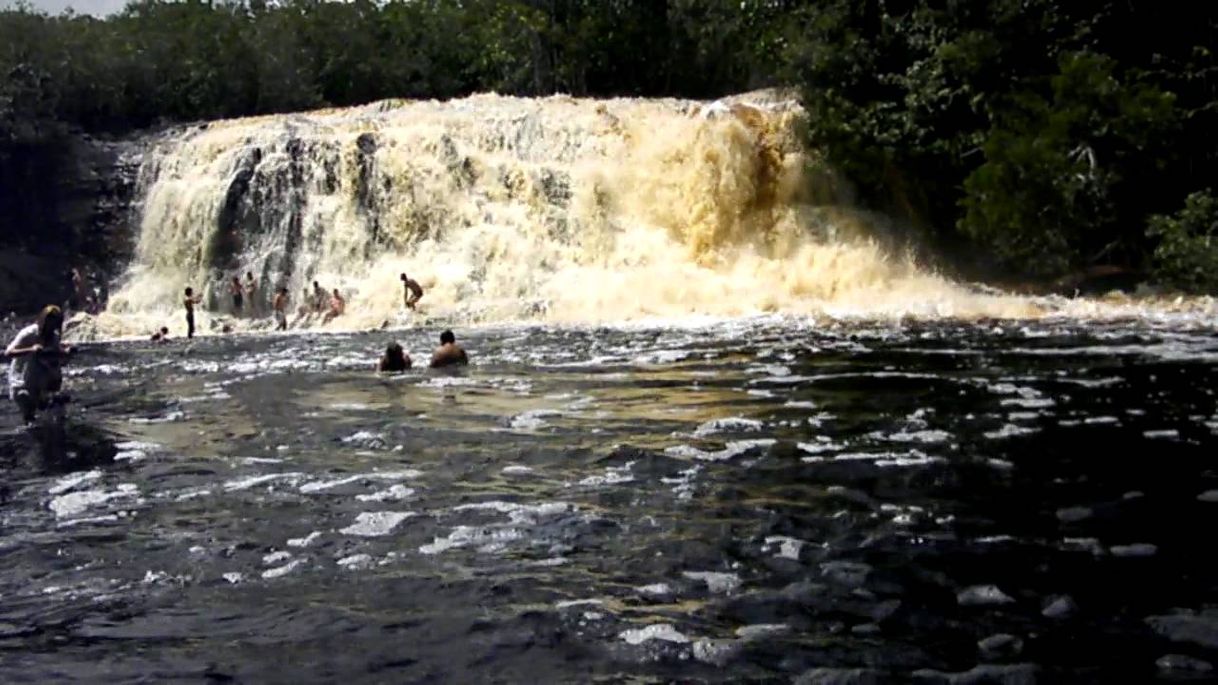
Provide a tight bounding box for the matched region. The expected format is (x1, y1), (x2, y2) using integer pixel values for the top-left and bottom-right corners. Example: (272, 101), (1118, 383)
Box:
(6, 305), (72, 424)
(429, 330), (469, 368)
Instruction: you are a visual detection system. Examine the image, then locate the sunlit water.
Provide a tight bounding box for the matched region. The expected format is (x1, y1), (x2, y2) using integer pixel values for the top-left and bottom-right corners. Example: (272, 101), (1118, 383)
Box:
(2, 318), (1217, 682)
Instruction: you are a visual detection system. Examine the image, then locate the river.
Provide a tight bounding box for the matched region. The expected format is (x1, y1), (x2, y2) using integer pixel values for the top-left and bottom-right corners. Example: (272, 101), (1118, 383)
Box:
(2, 316), (1217, 682)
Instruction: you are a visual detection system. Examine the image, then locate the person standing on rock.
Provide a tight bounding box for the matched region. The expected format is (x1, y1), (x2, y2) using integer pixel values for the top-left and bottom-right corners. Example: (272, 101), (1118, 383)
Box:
(312, 281), (327, 313)
(68, 268), (88, 311)
(272, 288), (289, 331)
(230, 276), (244, 315)
(244, 272), (258, 315)
(183, 287), (202, 339)
(401, 273), (423, 310)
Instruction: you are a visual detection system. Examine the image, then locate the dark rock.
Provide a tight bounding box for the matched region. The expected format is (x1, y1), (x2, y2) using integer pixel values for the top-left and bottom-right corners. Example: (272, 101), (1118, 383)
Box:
(978, 633), (1024, 660)
(1146, 614), (1218, 649)
(957, 585), (1015, 607)
(1042, 595), (1077, 619)
(822, 561), (872, 589)
(913, 663), (1039, 684)
(1156, 654), (1213, 673)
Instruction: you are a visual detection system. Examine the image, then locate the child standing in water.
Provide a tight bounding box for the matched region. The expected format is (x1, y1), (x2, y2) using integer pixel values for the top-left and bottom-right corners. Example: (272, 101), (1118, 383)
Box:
(183, 287), (202, 338)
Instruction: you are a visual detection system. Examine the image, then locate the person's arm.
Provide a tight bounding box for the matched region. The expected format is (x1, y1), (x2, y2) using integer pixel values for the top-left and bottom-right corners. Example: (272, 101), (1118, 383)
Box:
(6, 339), (42, 357)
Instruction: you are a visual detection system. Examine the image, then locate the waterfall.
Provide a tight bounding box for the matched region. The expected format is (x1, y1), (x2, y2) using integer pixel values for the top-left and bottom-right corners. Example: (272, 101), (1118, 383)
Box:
(98, 91), (1036, 337)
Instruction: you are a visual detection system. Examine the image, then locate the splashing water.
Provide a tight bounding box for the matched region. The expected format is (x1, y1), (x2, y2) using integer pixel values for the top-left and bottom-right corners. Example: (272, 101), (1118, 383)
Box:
(89, 92), (1092, 339)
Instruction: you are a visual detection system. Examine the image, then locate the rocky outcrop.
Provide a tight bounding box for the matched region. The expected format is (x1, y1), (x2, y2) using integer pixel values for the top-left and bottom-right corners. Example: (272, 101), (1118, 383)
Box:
(0, 134), (143, 316)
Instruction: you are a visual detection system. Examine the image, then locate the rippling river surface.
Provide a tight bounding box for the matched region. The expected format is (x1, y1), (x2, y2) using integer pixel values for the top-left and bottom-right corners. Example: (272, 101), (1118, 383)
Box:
(2, 318), (1217, 683)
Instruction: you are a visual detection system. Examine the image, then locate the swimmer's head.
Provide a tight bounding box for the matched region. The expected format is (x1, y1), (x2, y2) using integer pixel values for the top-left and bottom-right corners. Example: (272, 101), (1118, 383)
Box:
(37, 305), (63, 338)
(440, 330), (455, 345)
(246, 272), (253, 279)
(160, 326), (169, 335)
(313, 281), (320, 289)
(400, 273), (407, 281)
(185, 287), (193, 296)
(386, 342), (404, 358)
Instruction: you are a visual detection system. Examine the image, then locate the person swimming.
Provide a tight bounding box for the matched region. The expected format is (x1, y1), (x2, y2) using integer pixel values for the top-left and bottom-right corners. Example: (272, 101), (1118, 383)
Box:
(6, 305), (71, 424)
(401, 273), (424, 310)
(378, 342), (411, 372)
(429, 330), (469, 368)
(150, 326), (170, 342)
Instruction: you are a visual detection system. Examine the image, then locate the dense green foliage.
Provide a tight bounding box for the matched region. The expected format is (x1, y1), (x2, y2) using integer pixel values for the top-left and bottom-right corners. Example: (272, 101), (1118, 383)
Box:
(792, 0), (1218, 288)
(3, 0), (1218, 292)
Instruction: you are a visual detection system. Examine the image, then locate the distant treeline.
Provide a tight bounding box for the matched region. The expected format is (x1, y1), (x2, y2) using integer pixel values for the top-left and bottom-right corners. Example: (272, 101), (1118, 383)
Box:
(3, 0), (1217, 292)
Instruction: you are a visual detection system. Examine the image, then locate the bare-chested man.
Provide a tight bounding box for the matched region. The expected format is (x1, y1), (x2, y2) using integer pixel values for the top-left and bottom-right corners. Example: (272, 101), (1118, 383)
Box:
(401, 273), (423, 310)
(429, 330), (469, 368)
(272, 287), (289, 331)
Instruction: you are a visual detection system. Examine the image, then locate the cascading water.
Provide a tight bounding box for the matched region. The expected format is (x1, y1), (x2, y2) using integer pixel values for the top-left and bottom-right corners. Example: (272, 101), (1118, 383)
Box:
(95, 91), (1190, 339)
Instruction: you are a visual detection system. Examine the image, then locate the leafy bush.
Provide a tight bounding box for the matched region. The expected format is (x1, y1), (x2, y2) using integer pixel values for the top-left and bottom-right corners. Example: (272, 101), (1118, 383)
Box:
(1148, 190), (1218, 294)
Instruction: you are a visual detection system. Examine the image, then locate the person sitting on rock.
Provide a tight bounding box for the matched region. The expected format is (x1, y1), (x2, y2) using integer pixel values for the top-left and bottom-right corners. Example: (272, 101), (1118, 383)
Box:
(323, 288), (345, 324)
(429, 329), (469, 368)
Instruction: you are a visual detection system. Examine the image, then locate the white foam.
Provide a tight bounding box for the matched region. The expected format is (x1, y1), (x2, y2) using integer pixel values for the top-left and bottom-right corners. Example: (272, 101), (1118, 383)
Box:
(128, 410), (186, 424)
(222, 572), (244, 584)
(300, 470), (422, 493)
(263, 551), (292, 565)
(692, 417), (764, 437)
(419, 525), (525, 555)
(287, 531), (323, 547)
(48, 470), (102, 496)
(682, 571), (741, 594)
(261, 559), (305, 579)
(638, 583), (673, 596)
(764, 536), (807, 561)
(556, 599), (604, 609)
(983, 424), (1039, 439)
(355, 485), (416, 502)
(175, 488), (213, 501)
(577, 462), (635, 486)
(664, 439), (775, 461)
(620, 623), (691, 645)
(735, 624), (790, 640)
(509, 409), (563, 431)
(223, 472), (305, 491)
(49, 484), (140, 518)
(450, 500), (574, 524)
(877, 429), (952, 444)
(502, 465), (534, 475)
(337, 554), (374, 570)
(1143, 429), (1179, 439)
(339, 511), (416, 537)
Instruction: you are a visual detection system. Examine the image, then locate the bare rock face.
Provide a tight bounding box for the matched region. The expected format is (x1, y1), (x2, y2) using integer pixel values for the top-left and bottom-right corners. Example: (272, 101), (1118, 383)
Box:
(0, 134), (143, 316)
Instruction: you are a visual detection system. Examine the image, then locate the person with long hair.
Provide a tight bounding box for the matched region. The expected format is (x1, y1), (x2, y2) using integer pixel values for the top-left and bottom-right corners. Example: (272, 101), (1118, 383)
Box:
(5, 305), (72, 423)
